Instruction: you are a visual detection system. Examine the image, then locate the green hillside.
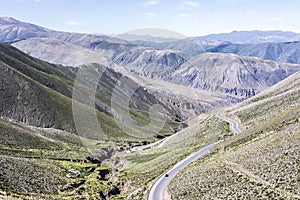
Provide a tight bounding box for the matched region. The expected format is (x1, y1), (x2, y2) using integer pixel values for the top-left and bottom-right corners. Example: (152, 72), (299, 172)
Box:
(168, 71), (300, 199)
(0, 43), (183, 141)
(0, 43), (186, 199)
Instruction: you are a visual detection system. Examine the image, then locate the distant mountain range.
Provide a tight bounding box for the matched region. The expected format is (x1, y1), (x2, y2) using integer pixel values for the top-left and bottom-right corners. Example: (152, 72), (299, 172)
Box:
(1, 16), (300, 100)
(193, 30), (300, 44)
(129, 39), (206, 56)
(0, 17), (126, 45)
(117, 30), (300, 45)
(207, 41), (300, 64)
(0, 17), (53, 42)
(12, 37), (113, 66)
(115, 33), (179, 43)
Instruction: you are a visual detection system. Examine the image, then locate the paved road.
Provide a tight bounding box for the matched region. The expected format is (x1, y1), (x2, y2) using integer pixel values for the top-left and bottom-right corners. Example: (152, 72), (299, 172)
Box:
(216, 112), (241, 134)
(131, 140), (163, 152)
(148, 112), (241, 200)
(148, 142), (218, 200)
(131, 132), (177, 153)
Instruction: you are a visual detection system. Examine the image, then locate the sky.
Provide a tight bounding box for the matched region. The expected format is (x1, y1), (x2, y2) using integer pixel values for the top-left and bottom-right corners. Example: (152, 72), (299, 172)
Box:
(1, 0), (300, 36)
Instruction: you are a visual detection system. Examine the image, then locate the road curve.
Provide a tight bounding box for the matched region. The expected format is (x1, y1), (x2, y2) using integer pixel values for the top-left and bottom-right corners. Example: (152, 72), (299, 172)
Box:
(148, 142), (218, 200)
(216, 112), (241, 134)
(131, 140), (161, 153)
(148, 112), (241, 200)
(131, 132), (177, 153)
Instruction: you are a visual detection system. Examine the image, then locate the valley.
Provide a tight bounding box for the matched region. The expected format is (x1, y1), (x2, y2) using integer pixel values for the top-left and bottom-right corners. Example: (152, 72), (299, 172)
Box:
(0, 15), (299, 200)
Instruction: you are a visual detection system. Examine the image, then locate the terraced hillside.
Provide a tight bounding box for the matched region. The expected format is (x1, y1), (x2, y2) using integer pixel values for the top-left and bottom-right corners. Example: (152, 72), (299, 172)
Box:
(168, 71), (300, 199)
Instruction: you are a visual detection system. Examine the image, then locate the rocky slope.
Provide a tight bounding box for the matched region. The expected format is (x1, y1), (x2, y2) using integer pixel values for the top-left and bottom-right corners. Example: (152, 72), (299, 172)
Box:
(11, 38), (232, 120)
(114, 49), (187, 79)
(12, 36), (300, 101)
(167, 53), (300, 97)
(3, 17), (300, 101)
(0, 43), (184, 140)
(12, 38), (112, 67)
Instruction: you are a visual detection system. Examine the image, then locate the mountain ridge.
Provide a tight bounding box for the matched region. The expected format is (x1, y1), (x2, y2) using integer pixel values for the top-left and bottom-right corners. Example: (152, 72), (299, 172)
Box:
(207, 40), (300, 64)
(193, 30), (300, 44)
(0, 43), (184, 140)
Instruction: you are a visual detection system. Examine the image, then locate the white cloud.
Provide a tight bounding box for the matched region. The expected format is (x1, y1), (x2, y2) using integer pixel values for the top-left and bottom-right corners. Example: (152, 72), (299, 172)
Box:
(144, 0), (160, 6)
(66, 20), (82, 26)
(267, 17), (283, 22)
(181, 0), (200, 9)
(179, 13), (189, 17)
(144, 12), (159, 17)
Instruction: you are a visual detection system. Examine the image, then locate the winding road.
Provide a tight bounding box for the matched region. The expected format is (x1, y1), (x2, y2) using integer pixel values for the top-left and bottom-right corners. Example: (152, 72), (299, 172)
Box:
(131, 140), (162, 153)
(216, 112), (241, 134)
(131, 132), (177, 153)
(148, 112), (241, 200)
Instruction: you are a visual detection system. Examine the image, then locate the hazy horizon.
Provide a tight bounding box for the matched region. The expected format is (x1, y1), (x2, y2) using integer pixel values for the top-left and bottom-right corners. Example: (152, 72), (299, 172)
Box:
(1, 0), (300, 37)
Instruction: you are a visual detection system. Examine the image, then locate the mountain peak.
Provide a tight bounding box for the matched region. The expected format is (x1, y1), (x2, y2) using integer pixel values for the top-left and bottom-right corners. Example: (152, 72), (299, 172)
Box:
(0, 16), (20, 24)
(0, 17), (53, 42)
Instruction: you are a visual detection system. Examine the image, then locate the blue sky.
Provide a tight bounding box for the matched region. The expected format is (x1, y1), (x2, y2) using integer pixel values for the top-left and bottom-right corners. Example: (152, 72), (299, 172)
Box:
(1, 0), (299, 36)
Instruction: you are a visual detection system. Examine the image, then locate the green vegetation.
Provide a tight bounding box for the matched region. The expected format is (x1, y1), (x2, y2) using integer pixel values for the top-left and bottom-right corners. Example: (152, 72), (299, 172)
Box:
(0, 40), (299, 200)
(0, 155), (124, 199)
(119, 113), (231, 199)
(0, 43), (184, 141)
(0, 117), (126, 199)
(0, 43), (187, 199)
(126, 152), (166, 164)
(0, 156), (67, 195)
(168, 72), (300, 199)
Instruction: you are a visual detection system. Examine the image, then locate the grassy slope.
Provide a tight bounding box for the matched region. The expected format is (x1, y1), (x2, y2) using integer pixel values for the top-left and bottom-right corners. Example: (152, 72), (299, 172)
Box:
(0, 116), (130, 199)
(168, 72), (300, 199)
(0, 43), (183, 140)
(0, 117), (80, 197)
(119, 111), (232, 199)
(0, 43), (185, 199)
